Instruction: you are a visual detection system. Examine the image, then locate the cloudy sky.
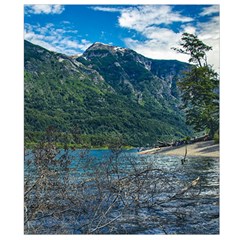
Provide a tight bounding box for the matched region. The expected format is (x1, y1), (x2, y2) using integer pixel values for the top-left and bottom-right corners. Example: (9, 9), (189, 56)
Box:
(24, 4), (219, 70)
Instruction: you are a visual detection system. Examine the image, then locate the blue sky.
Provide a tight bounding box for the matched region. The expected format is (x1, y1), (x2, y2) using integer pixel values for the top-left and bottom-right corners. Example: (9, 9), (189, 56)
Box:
(24, 4), (219, 70)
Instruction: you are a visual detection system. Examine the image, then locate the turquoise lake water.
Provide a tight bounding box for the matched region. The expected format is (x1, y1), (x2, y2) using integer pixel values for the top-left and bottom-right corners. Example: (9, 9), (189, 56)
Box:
(25, 148), (219, 234)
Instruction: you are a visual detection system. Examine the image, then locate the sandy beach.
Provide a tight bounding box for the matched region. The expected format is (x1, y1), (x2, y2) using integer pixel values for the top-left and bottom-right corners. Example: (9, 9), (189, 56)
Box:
(139, 140), (219, 158)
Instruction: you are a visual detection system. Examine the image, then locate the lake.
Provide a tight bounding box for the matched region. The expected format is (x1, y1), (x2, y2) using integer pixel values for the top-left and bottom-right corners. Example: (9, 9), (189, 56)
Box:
(24, 148), (219, 234)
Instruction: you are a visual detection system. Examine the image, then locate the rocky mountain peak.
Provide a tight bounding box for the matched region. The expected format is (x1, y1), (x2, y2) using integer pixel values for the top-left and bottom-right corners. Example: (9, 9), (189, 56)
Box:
(87, 42), (112, 51)
(24, 40), (192, 146)
(85, 42), (127, 55)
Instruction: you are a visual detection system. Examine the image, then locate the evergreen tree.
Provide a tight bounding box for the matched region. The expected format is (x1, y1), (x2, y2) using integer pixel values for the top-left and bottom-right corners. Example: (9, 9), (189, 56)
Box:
(172, 33), (219, 138)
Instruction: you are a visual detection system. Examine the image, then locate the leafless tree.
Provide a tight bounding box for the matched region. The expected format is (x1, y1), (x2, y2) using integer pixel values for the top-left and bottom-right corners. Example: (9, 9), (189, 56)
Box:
(24, 131), (202, 234)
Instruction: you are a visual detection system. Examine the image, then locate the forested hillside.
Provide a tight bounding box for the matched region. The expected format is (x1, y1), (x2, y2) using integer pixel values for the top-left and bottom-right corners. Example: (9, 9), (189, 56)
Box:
(24, 40), (192, 147)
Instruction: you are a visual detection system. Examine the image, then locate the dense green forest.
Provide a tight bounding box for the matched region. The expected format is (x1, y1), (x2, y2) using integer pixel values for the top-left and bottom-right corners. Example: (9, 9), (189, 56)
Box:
(24, 40), (192, 147)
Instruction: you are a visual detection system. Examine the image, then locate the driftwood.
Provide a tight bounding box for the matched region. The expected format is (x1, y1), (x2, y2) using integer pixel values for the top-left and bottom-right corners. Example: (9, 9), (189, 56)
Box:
(158, 134), (209, 148)
(157, 141), (172, 147)
(191, 135), (209, 143)
(25, 139), (204, 234)
(172, 176), (201, 198)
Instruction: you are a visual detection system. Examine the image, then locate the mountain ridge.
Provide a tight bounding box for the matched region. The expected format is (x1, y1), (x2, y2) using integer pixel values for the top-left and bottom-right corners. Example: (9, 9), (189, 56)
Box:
(24, 40), (192, 147)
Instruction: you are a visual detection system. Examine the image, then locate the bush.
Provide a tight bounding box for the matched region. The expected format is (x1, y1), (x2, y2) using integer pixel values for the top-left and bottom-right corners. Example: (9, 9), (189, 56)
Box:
(213, 130), (219, 144)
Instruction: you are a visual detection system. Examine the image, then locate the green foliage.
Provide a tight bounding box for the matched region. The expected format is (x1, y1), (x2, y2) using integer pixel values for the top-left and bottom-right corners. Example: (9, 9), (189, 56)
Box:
(172, 33), (212, 67)
(24, 40), (192, 147)
(173, 33), (219, 138)
(213, 130), (219, 144)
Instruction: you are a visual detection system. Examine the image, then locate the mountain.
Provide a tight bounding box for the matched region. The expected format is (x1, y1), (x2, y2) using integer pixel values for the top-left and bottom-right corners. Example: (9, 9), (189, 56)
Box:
(24, 40), (192, 147)
(79, 42), (187, 100)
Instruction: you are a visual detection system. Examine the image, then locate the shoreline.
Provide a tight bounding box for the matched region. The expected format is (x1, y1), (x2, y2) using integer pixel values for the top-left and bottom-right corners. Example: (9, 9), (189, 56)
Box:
(139, 140), (219, 158)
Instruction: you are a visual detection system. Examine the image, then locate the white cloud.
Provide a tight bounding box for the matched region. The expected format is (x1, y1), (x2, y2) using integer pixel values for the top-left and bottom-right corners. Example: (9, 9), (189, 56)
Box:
(24, 23), (92, 56)
(124, 37), (189, 63)
(25, 4), (65, 15)
(90, 6), (121, 13)
(182, 25), (196, 35)
(106, 5), (193, 63)
(100, 5), (219, 71)
(142, 27), (179, 41)
(127, 27), (185, 60)
(61, 21), (71, 25)
(118, 5), (193, 32)
(200, 5), (219, 16)
(24, 29), (58, 52)
(25, 5), (219, 70)
(197, 16), (220, 71)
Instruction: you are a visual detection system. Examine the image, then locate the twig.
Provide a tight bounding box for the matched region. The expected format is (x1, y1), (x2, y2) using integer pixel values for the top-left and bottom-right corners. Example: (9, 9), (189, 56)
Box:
(89, 214), (122, 234)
